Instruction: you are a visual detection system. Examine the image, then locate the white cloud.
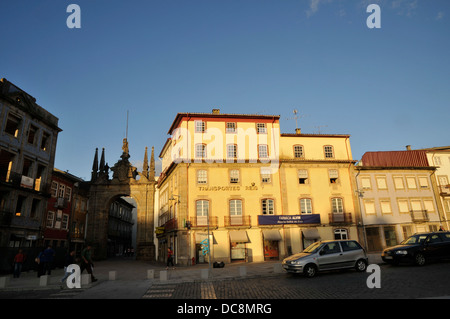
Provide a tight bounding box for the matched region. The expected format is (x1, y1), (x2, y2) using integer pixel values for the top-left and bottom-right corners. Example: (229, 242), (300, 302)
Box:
(436, 11), (445, 20)
(306, 0), (334, 18)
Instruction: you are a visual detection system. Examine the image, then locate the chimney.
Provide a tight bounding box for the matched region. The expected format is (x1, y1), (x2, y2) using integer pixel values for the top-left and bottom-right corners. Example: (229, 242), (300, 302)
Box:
(406, 145), (411, 151)
(212, 108), (220, 114)
(295, 128), (301, 135)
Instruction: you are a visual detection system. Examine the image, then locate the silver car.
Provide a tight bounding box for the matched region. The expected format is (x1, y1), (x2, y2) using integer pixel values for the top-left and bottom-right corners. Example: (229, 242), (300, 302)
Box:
(282, 240), (368, 277)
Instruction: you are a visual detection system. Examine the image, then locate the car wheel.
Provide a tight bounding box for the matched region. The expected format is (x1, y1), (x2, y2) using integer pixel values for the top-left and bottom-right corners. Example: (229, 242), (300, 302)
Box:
(355, 259), (367, 272)
(303, 264), (317, 278)
(415, 253), (426, 266)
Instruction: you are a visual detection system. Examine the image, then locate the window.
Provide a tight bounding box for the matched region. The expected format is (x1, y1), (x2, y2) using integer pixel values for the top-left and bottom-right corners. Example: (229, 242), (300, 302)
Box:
(227, 144), (237, 159)
(434, 157), (441, 166)
(197, 170), (207, 184)
(4, 113), (21, 138)
(411, 200), (422, 211)
(324, 145), (334, 158)
(22, 158), (33, 177)
(398, 199), (409, 213)
(380, 200), (392, 214)
(376, 176), (387, 190)
(364, 200), (376, 215)
(261, 169), (271, 183)
(406, 177), (417, 189)
(300, 198), (312, 214)
(262, 199), (274, 215)
(27, 125), (38, 145)
(64, 187), (72, 202)
(258, 145), (268, 158)
(15, 195), (26, 217)
(293, 145), (304, 158)
(298, 170), (308, 184)
(46, 211), (55, 228)
(58, 184), (65, 198)
(335, 229), (349, 240)
(41, 132), (50, 151)
(195, 120), (205, 133)
(418, 177), (429, 189)
(51, 181), (58, 197)
(230, 170), (239, 184)
(196, 200), (209, 225)
(226, 122), (236, 133)
(393, 176), (404, 189)
(0, 149), (15, 182)
(332, 198), (344, 214)
(30, 198), (40, 218)
(423, 200), (435, 212)
(61, 214), (69, 229)
(329, 169), (339, 183)
(256, 123), (267, 134)
(195, 144), (206, 158)
(361, 177), (371, 189)
(229, 199), (242, 216)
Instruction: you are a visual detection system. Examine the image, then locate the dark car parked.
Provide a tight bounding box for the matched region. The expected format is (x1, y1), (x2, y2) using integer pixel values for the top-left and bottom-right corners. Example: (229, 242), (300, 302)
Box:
(382, 231), (450, 266)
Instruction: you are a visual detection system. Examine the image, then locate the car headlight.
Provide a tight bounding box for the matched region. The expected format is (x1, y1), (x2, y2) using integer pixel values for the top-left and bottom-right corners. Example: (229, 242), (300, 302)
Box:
(395, 250), (408, 255)
(290, 260), (300, 265)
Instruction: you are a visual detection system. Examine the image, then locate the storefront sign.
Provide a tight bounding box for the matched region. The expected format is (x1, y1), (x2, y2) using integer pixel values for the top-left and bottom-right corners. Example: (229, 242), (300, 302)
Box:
(258, 214), (320, 225)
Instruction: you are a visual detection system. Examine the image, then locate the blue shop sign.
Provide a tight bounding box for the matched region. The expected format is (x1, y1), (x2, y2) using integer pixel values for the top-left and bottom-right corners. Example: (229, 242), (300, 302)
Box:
(258, 214), (320, 225)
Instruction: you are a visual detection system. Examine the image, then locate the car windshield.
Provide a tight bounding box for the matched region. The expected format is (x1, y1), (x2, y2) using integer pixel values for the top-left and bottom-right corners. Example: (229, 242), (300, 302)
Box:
(303, 241), (323, 253)
(400, 235), (428, 245)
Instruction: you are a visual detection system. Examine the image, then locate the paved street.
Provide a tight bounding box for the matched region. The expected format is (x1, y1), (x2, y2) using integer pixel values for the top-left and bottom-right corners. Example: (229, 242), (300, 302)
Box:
(1, 256), (450, 300)
(143, 262), (450, 299)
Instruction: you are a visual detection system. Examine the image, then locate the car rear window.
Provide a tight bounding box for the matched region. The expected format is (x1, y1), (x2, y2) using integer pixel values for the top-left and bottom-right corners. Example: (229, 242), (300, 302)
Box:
(341, 241), (362, 251)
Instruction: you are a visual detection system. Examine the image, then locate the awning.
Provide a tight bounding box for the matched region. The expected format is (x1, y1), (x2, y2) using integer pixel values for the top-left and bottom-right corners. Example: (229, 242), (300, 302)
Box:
(195, 233), (216, 244)
(229, 231), (249, 243)
(302, 228), (320, 240)
(262, 229), (282, 241)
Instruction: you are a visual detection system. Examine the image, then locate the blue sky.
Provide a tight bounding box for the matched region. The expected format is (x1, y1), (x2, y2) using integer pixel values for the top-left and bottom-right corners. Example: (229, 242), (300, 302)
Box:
(1, 0), (449, 180)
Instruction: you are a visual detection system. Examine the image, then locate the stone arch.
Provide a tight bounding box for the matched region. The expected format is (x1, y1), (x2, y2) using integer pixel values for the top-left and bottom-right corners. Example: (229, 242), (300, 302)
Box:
(86, 143), (156, 260)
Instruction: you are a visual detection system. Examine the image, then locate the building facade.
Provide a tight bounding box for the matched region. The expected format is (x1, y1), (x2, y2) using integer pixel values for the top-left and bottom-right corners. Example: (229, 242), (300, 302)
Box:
(156, 110), (359, 265)
(420, 146), (450, 231)
(355, 150), (444, 252)
(0, 78), (61, 248)
(0, 78), (61, 272)
(44, 169), (80, 249)
(107, 197), (134, 257)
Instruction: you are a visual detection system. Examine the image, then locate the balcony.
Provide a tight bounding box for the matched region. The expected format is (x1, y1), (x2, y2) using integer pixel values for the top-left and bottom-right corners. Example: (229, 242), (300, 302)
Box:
(164, 218), (178, 232)
(440, 185), (450, 196)
(328, 213), (353, 224)
(224, 215), (251, 228)
(410, 210), (429, 222)
(188, 216), (219, 229)
(54, 197), (68, 209)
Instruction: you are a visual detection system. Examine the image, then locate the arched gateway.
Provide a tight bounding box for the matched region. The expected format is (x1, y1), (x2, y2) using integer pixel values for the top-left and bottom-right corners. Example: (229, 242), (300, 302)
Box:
(86, 139), (156, 260)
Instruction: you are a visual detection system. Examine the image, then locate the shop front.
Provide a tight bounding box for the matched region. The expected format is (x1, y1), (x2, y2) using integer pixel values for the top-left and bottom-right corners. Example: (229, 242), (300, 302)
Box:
(262, 229), (282, 260)
(229, 231), (249, 262)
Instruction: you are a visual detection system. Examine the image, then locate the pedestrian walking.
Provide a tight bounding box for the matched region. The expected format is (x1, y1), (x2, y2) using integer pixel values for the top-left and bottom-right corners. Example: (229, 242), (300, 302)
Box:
(61, 250), (76, 286)
(80, 245), (97, 282)
(166, 247), (175, 270)
(41, 245), (55, 275)
(13, 249), (25, 278)
(36, 249), (45, 277)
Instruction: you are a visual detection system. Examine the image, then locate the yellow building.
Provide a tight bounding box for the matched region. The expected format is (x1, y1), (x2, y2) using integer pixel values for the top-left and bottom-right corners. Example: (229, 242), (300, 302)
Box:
(156, 110), (359, 265)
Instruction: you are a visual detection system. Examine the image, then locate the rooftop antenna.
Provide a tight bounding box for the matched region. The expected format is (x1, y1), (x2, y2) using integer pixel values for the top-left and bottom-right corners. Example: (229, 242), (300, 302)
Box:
(286, 109), (307, 130)
(313, 125), (328, 134)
